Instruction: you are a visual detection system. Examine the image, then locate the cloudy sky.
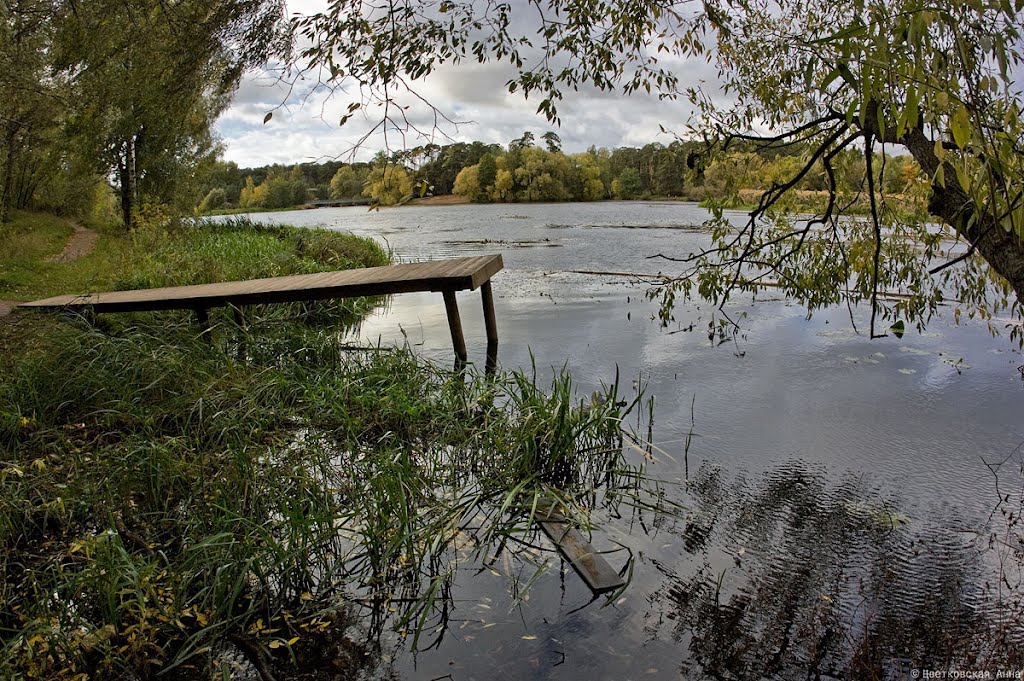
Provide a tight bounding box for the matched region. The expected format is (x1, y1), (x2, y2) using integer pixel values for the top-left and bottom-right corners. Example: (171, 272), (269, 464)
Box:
(214, 2), (720, 168)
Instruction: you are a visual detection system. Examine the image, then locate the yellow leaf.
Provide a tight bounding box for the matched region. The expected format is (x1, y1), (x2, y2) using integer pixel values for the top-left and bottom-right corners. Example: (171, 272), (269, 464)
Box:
(521, 635), (537, 640)
(3, 465), (24, 479)
(951, 105), (971, 148)
(287, 636), (300, 646)
(195, 612), (208, 627)
(300, 592), (313, 601)
(269, 639), (284, 649)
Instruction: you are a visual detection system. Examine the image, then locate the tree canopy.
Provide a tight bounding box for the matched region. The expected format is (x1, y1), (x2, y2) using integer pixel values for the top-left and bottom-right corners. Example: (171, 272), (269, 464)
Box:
(0, 0), (288, 228)
(294, 0), (1024, 340)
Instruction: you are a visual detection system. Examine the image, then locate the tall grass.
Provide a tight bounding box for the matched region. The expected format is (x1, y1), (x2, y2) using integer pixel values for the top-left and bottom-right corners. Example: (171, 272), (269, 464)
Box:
(116, 217), (389, 290)
(0, 315), (658, 679)
(112, 216), (392, 327)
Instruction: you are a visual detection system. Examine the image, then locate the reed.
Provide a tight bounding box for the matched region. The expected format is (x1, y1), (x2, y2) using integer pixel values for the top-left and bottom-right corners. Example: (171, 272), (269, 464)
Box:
(0, 314), (658, 679)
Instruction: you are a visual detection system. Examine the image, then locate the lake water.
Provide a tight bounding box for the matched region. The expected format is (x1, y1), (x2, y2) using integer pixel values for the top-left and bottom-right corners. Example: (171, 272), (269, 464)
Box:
(243, 202), (1024, 679)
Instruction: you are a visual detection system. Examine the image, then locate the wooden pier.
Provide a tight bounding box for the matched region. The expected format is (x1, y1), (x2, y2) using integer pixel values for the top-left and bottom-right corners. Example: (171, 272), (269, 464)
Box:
(19, 254), (503, 368)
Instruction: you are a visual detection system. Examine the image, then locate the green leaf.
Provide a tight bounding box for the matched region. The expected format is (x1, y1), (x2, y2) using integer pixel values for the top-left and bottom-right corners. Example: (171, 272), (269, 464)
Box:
(905, 84), (919, 131)
(890, 320), (905, 338)
(263, 112), (273, 125)
(950, 105), (971, 148)
(819, 68), (841, 89)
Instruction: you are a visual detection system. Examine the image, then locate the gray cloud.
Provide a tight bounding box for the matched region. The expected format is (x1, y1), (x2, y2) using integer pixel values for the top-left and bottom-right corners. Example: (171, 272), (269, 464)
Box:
(216, 3), (725, 166)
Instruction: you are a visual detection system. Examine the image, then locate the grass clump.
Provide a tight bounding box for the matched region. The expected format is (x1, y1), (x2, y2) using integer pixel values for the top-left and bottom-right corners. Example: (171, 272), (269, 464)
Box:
(0, 315), (653, 679)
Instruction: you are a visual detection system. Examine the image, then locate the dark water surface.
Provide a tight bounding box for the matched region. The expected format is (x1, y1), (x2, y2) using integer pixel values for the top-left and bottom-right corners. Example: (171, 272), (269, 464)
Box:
(243, 202), (1024, 679)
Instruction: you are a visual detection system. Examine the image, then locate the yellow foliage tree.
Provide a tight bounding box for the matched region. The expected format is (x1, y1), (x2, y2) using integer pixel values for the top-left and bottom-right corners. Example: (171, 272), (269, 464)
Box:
(362, 164), (412, 206)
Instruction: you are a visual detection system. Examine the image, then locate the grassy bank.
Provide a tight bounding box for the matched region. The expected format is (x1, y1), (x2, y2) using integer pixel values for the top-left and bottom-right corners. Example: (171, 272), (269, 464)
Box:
(0, 315), (647, 679)
(1, 213), (390, 325)
(1, 213), (656, 678)
(198, 205), (315, 217)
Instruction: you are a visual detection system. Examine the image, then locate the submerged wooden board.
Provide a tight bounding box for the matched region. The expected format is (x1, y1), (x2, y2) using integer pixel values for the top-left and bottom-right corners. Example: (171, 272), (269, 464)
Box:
(19, 254), (504, 313)
(536, 503), (625, 595)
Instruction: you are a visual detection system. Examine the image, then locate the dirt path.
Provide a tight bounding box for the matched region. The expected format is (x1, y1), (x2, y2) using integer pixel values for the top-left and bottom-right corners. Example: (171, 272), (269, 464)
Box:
(1, 222), (99, 316)
(47, 222), (99, 264)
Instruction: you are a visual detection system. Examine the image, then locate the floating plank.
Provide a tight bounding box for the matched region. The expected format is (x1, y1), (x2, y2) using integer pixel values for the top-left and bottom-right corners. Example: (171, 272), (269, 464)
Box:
(536, 501), (625, 595)
(19, 254), (504, 313)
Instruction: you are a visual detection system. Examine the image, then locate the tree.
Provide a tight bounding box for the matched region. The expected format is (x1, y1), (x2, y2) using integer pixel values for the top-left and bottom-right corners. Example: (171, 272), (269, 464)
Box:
(196, 187), (226, 213)
(261, 172), (306, 209)
(542, 131), (562, 154)
(330, 165), (362, 199)
(295, 0), (1024, 341)
(363, 164), (412, 206)
(452, 164), (481, 200)
(492, 168), (513, 202)
(0, 0), (61, 223)
(55, 0), (286, 228)
(572, 152), (607, 201)
(477, 153), (497, 193)
(510, 131), (535, 151)
(418, 141), (498, 194)
(653, 144), (687, 196)
(612, 168), (643, 200)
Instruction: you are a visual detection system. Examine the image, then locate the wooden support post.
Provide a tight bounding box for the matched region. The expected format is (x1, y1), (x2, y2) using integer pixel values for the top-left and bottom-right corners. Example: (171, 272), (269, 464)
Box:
(485, 342), (498, 377)
(195, 307), (212, 343)
(480, 281), (499, 376)
(442, 290), (468, 368)
(480, 281), (498, 345)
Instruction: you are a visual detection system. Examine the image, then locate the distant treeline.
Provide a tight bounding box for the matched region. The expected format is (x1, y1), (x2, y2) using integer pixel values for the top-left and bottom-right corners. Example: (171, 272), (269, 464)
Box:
(197, 130), (928, 212)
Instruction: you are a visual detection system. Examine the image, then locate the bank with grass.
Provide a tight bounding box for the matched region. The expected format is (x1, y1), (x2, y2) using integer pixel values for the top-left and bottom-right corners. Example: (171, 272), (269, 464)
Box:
(0, 213), (651, 679)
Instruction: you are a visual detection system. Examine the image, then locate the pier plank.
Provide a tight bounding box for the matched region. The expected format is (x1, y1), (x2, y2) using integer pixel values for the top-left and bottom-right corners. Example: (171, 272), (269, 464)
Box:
(20, 255), (502, 313)
(19, 254), (504, 365)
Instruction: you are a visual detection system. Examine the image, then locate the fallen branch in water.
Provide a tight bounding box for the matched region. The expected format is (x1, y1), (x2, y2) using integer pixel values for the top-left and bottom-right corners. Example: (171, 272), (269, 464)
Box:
(567, 269), (666, 279)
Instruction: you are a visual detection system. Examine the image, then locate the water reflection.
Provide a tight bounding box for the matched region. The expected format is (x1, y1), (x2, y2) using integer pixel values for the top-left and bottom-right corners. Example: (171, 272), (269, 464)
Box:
(651, 462), (1024, 679)
(226, 204), (1024, 679)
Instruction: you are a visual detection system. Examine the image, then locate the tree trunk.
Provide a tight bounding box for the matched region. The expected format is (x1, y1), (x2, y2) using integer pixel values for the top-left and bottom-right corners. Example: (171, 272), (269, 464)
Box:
(901, 127), (1024, 302)
(119, 136), (137, 229)
(0, 123), (17, 224)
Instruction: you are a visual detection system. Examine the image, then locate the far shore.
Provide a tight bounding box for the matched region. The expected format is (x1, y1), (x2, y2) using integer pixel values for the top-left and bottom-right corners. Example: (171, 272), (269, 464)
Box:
(407, 194), (471, 206)
(201, 189), (896, 215)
